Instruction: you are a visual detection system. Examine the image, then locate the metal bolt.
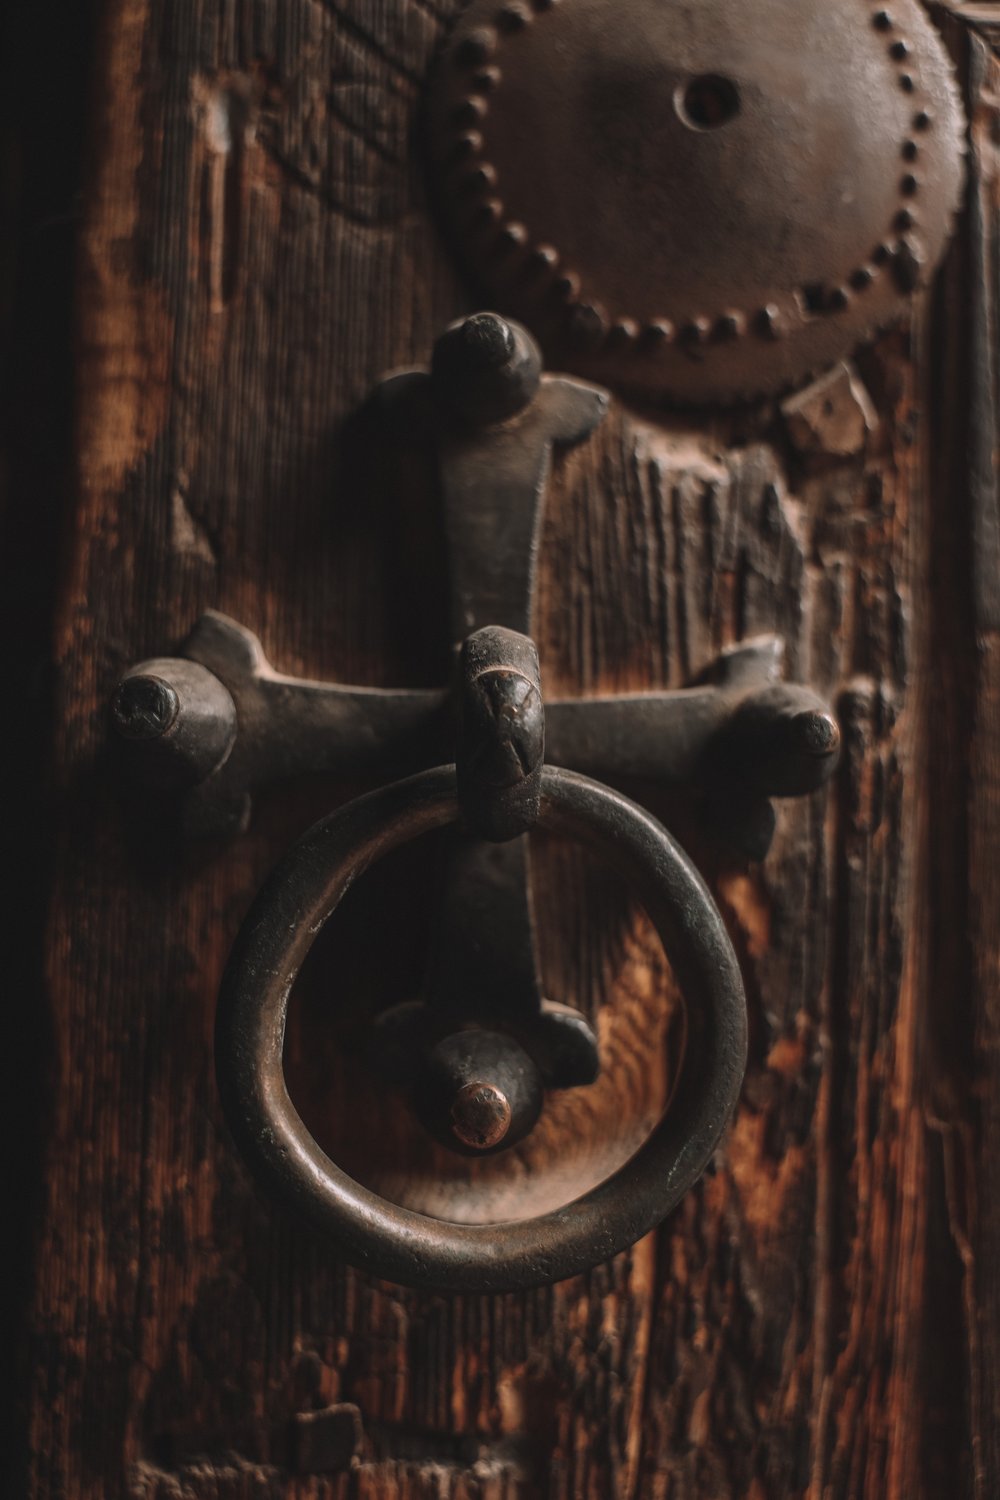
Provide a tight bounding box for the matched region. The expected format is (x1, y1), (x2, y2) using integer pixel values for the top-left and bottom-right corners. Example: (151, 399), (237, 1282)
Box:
(793, 710), (840, 759)
(450, 1081), (513, 1149)
(431, 312), (542, 425)
(110, 674), (179, 741)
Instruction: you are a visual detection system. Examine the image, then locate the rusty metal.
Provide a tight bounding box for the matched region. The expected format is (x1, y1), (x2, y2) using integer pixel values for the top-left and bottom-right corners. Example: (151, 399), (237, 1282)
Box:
(115, 312), (842, 1287)
(114, 614), (838, 846)
(426, 0), (965, 404)
(215, 764), (748, 1292)
(456, 624), (544, 842)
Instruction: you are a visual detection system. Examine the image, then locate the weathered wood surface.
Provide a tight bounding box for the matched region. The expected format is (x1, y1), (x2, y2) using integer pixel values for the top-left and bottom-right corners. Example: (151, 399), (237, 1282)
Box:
(4, 1), (998, 1496)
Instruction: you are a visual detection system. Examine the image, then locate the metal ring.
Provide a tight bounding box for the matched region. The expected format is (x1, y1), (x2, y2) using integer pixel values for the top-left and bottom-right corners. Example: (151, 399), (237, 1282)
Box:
(216, 765), (747, 1292)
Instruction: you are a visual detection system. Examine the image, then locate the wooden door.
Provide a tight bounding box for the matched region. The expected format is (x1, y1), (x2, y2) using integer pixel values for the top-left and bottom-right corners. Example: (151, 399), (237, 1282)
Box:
(3, 1), (998, 1495)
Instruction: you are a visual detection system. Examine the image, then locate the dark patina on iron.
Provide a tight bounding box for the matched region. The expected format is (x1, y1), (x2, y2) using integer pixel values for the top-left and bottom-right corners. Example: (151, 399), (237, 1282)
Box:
(426, 0), (965, 403)
(114, 315), (842, 1289)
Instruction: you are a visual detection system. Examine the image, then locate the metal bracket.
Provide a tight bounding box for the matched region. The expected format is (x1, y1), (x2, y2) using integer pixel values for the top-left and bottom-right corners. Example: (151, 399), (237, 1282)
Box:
(112, 313), (839, 1154)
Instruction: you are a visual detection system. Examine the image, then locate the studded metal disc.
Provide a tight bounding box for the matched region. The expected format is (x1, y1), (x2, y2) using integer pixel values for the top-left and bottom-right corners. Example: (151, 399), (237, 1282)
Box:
(427, 0), (965, 404)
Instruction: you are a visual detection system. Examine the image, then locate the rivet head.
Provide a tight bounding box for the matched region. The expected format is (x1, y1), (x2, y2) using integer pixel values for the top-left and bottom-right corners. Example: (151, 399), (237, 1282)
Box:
(451, 130), (484, 161)
(716, 310), (746, 339)
(607, 317), (639, 345)
(450, 1082), (513, 1150)
(110, 675), (179, 741)
(498, 220), (528, 248)
(461, 163), (498, 194)
(498, 2), (532, 28)
(528, 242), (559, 270)
(471, 197), (503, 228)
(873, 9), (892, 29)
(552, 270), (581, 300)
(757, 303), (784, 338)
(640, 319), (674, 348)
(682, 317), (710, 345)
(472, 65), (502, 91)
(458, 28), (496, 65)
(452, 97), (486, 127)
(568, 302), (607, 347)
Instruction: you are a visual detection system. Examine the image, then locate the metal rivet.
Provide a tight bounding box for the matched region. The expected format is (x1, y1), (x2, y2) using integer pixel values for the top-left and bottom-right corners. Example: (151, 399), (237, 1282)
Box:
(902, 139), (918, 161)
(450, 131), (483, 162)
(850, 265), (875, 289)
(872, 241), (893, 264)
(527, 243), (559, 271)
(914, 109), (932, 129)
(552, 270), (581, 299)
(640, 319), (674, 348)
(453, 97), (486, 127)
(498, 220), (528, 248)
(872, 9), (892, 29)
(895, 206), (916, 230)
(716, 310), (746, 340)
(450, 1082), (513, 1150)
(472, 66), (502, 92)
(901, 173), (918, 195)
(498, 2), (532, 29)
(682, 317), (710, 344)
(900, 73), (915, 93)
(458, 29), (496, 65)
(890, 39), (909, 59)
(110, 675), (179, 741)
(894, 235), (923, 291)
(568, 302), (607, 348)
(471, 197), (503, 228)
(607, 318), (639, 346)
(757, 304), (784, 338)
(461, 164), (498, 194)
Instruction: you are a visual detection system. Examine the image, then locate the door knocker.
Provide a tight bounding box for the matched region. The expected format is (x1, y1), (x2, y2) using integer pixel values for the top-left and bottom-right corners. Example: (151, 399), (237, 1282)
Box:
(112, 312), (840, 1289)
(110, 0), (964, 1290)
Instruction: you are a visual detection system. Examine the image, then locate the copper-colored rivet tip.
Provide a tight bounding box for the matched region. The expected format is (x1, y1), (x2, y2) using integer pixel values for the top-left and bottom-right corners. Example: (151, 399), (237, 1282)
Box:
(450, 1081), (513, 1149)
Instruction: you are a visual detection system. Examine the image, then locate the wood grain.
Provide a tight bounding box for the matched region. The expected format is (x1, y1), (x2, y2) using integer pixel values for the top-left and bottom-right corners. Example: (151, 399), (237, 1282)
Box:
(4, 0), (997, 1495)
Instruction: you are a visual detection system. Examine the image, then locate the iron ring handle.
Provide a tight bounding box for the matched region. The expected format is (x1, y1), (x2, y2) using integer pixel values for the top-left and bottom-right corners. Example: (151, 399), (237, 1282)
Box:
(216, 764), (748, 1292)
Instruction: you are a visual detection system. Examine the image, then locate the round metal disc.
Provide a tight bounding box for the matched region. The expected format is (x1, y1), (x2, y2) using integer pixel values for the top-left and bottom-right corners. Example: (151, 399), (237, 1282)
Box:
(427, 0), (965, 404)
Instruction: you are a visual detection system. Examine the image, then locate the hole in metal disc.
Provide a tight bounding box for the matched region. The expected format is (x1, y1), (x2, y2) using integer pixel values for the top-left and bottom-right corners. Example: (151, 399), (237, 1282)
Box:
(675, 74), (741, 130)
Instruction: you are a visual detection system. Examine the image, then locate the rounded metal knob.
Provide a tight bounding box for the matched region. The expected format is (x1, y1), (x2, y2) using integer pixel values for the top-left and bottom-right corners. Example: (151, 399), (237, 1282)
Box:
(216, 764), (748, 1292)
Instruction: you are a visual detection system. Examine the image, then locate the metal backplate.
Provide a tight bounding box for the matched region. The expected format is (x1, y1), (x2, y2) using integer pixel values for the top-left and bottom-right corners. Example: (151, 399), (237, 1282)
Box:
(427, 0), (965, 404)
